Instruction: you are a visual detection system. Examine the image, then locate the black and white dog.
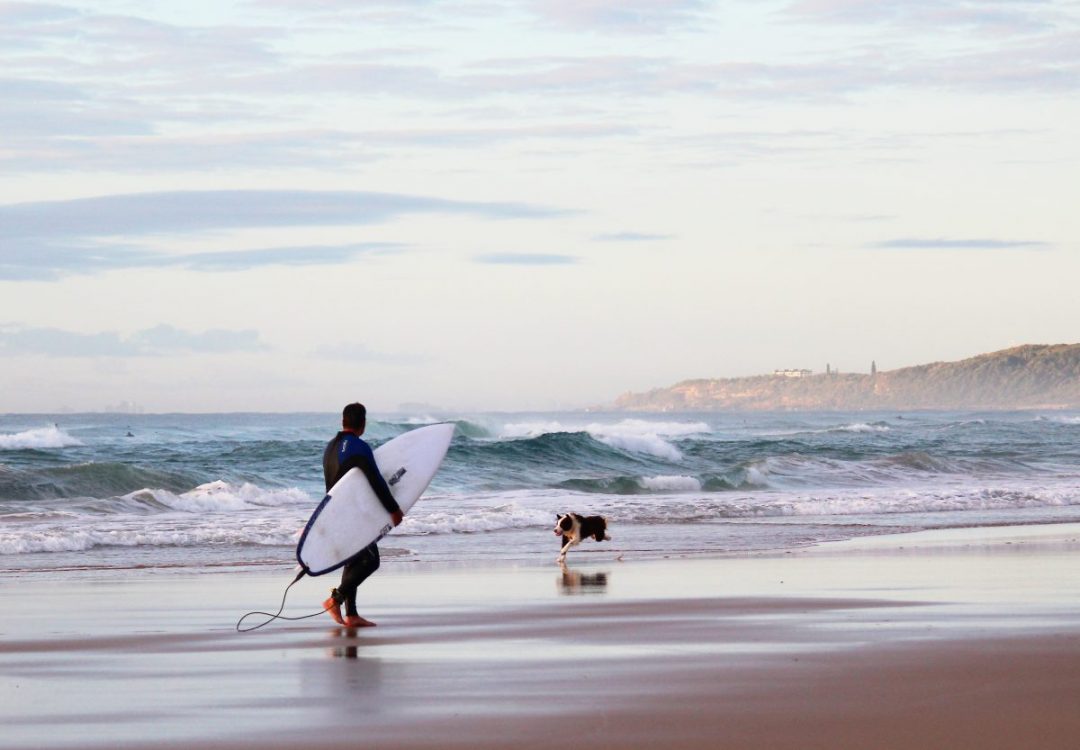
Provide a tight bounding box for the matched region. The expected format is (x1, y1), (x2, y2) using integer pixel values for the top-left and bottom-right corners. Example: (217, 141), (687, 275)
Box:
(554, 513), (611, 563)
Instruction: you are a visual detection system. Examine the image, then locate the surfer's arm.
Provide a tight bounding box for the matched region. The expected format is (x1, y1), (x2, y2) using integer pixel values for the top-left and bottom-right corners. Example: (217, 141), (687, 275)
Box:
(343, 442), (402, 516)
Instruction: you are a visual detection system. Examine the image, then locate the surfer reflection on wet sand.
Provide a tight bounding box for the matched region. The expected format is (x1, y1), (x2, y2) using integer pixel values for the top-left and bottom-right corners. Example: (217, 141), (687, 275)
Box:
(328, 628), (365, 660)
(557, 564), (609, 595)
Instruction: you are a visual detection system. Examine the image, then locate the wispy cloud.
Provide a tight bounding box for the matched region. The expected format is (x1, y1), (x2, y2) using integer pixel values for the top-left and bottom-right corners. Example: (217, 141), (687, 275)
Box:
(527, 0), (712, 33)
(0, 241), (399, 280)
(176, 243), (401, 271)
(0, 324), (268, 357)
(2, 1), (1076, 188)
(0, 190), (559, 242)
(0, 130), (368, 173)
(0, 190), (564, 280)
(592, 232), (674, 242)
(0, 2), (81, 25)
(785, 0), (1062, 34)
(872, 238), (1050, 250)
(474, 253), (577, 265)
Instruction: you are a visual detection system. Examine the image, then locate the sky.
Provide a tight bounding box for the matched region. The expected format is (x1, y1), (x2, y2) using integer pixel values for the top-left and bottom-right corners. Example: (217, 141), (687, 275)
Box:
(1, 0), (1078, 413)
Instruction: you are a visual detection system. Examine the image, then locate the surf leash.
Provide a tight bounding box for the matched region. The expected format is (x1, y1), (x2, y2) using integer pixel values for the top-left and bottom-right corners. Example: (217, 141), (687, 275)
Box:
(235, 569), (328, 633)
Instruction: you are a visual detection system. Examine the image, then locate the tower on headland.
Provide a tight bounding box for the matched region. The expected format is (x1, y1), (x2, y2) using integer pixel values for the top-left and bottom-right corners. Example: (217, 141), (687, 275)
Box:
(871, 360), (877, 376)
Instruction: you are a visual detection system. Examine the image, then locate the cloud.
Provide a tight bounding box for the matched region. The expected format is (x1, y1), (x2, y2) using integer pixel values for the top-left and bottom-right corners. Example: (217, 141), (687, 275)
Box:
(176, 243), (401, 271)
(0, 3), (81, 25)
(2, 1), (1075, 183)
(0, 78), (155, 138)
(528, 0), (711, 33)
(1, 6), (281, 74)
(474, 253), (577, 265)
(592, 232), (674, 242)
(872, 238), (1050, 250)
(0, 124), (636, 174)
(0, 130), (366, 173)
(0, 239), (400, 280)
(0, 121), (639, 175)
(253, 0), (710, 34)
(784, 0), (1062, 34)
(0, 324), (268, 357)
(0, 190), (561, 241)
(0, 190), (566, 280)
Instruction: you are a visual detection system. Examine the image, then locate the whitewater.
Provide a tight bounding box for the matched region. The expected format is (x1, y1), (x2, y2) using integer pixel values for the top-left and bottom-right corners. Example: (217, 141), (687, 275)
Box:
(1, 410), (1079, 571)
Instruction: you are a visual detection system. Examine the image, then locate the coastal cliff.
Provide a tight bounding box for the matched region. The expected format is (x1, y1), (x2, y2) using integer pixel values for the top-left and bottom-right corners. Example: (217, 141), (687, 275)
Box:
(613, 344), (1080, 412)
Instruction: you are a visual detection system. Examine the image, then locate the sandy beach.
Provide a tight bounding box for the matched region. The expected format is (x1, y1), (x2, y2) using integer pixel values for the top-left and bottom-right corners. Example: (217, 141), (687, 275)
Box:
(3, 524), (1080, 749)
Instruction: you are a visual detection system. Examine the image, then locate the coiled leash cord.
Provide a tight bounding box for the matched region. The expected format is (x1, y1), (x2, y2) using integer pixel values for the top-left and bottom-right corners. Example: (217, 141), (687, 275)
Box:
(236, 569), (327, 633)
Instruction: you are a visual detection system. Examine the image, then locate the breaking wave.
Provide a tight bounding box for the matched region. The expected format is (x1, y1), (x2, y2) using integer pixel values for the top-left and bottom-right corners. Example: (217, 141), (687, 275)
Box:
(0, 462), (199, 502)
(0, 426), (82, 450)
(498, 418), (709, 462)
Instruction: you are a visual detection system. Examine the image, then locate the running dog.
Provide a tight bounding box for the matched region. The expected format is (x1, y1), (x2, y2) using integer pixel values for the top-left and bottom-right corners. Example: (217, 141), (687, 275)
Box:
(554, 513), (611, 563)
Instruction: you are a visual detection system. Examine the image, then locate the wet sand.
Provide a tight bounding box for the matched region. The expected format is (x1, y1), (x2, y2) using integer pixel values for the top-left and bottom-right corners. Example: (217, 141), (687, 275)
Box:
(3, 524), (1080, 749)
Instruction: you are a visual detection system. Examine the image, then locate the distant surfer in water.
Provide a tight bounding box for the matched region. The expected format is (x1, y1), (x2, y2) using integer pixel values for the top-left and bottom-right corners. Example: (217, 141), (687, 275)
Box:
(322, 402), (404, 627)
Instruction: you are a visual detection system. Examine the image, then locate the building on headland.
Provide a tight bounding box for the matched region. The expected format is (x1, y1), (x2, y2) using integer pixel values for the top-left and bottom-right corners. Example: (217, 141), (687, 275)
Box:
(773, 368), (813, 378)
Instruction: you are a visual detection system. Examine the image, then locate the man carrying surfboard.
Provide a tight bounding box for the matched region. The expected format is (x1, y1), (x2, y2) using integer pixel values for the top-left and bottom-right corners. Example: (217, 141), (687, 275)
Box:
(321, 402), (404, 627)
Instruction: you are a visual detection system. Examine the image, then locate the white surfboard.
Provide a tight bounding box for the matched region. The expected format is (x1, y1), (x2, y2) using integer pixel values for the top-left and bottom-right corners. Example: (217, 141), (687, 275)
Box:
(296, 422), (454, 576)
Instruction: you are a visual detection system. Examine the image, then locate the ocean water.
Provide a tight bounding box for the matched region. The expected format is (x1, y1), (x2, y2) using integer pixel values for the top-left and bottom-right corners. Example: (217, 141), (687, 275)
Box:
(2, 411), (1080, 573)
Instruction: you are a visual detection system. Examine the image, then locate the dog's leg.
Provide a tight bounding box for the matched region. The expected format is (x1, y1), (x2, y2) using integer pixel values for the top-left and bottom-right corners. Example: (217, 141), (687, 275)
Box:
(557, 537), (573, 563)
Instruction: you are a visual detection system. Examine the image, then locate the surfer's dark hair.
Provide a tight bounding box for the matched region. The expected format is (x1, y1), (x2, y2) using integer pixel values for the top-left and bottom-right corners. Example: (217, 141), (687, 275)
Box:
(342, 402), (367, 430)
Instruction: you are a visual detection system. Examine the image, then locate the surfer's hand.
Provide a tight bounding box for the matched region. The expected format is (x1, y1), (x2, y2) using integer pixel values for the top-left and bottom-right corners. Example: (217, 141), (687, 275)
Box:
(391, 510), (404, 527)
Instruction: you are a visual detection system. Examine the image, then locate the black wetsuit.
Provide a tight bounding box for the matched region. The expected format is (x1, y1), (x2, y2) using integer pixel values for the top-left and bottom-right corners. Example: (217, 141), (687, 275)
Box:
(323, 432), (401, 617)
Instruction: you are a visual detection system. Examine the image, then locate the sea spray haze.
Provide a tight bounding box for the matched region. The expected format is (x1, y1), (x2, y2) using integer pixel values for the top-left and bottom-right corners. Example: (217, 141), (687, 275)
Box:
(2, 411), (1080, 572)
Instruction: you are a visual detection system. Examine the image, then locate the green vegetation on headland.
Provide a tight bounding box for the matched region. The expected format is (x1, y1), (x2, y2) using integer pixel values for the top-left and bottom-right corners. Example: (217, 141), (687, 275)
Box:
(613, 344), (1080, 412)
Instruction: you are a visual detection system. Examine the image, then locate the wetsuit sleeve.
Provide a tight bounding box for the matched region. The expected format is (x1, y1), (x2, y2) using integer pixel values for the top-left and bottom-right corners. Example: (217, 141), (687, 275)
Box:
(323, 434), (343, 492)
(337, 438), (402, 515)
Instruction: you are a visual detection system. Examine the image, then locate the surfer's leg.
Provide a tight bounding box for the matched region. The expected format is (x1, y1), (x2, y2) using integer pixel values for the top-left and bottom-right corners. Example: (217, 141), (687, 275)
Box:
(322, 589), (345, 625)
(338, 543), (381, 617)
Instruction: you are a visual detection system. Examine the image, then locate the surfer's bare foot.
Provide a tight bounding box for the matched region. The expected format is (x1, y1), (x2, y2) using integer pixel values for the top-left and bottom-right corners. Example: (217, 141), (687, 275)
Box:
(323, 595), (345, 626)
(343, 615), (376, 628)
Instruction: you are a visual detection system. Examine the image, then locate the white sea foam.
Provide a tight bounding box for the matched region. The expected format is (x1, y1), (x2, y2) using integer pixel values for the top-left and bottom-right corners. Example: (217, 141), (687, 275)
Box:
(597, 433), (683, 461)
(639, 475), (702, 492)
(5, 479), (1080, 556)
(398, 504), (553, 536)
(743, 465), (772, 487)
(500, 421), (565, 438)
(0, 515), (303, 554)
(0, 426), (82, 450)
(124, 481), (311, 513)
(831, 423), (890, 433)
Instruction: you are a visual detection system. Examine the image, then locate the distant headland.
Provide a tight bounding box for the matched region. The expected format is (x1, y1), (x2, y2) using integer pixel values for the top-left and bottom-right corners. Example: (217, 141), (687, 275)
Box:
(613, 344), (1080, 412)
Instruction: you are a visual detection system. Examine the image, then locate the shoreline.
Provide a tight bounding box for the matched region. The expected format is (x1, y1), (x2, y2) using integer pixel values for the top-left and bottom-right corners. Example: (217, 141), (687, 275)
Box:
(6, 516), (1080, 577)
(3, 522), (1080, 748)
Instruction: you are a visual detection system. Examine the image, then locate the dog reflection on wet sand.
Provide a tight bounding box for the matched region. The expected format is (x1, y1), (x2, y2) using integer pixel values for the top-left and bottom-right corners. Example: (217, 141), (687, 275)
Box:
(557, 564), (609, 595)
